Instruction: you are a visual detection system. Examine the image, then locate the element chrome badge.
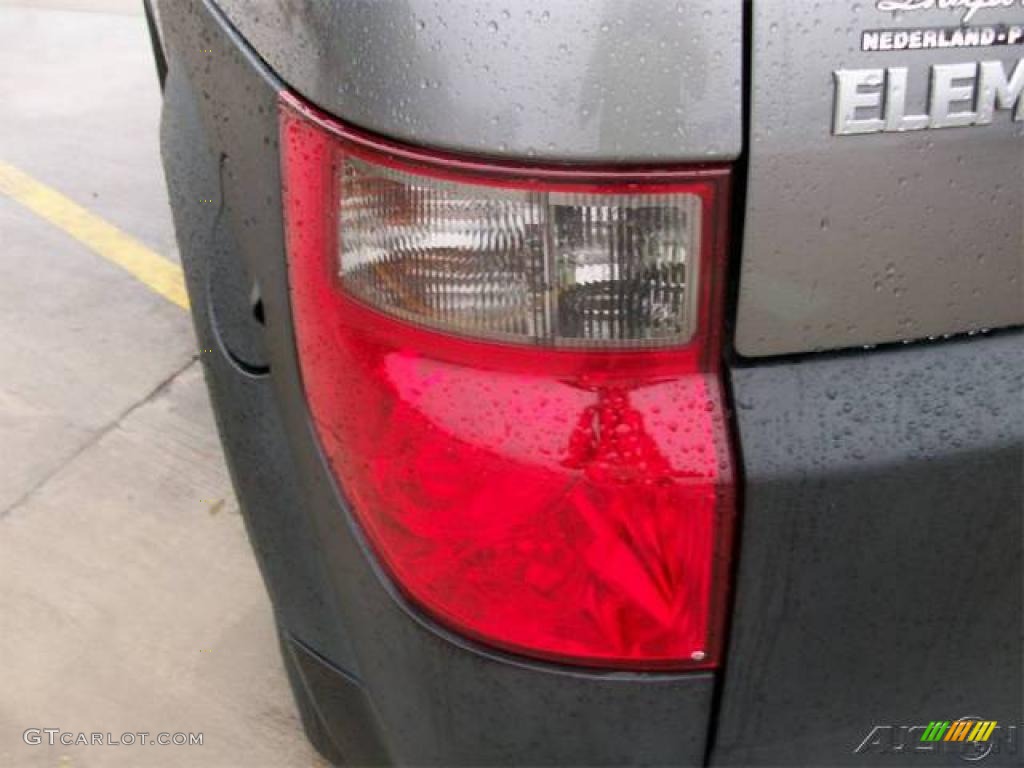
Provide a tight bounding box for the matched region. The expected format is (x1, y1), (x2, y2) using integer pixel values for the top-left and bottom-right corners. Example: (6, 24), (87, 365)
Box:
(833, 59), (1024, 134)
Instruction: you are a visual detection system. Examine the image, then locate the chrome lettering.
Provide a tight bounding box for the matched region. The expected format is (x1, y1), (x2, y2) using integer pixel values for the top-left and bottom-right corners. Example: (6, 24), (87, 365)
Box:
(833, 69), (886, 135)
(885, 67), (930, 130)
(833, 60), (1024, 134)
(976, 58), (1024, 121)
(930, 62), (979, 128)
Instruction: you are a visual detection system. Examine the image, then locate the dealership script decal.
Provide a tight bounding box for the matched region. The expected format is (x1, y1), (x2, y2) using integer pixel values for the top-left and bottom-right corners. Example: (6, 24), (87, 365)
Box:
(832, 0), (1024, 132)
(877, 0), (1023, 24)
(867, 0), (1024, 50)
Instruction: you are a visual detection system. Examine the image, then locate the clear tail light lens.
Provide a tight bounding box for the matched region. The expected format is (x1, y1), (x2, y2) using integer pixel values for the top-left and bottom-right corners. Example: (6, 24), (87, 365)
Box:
(280, 93), (735, 670)
(339, 155), (702, 346)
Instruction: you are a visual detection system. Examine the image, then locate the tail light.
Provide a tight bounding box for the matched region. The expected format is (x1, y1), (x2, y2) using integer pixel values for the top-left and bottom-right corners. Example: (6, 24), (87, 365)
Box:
(280, 93), (735, 670)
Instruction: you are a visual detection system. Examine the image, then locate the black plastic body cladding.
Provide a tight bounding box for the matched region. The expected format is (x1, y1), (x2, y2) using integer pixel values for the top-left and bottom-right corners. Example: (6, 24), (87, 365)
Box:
(712, 333), (1023, 766)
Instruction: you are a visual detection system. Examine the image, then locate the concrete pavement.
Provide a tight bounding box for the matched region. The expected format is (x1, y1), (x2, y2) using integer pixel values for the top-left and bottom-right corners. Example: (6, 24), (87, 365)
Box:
(0, 4), (325, 766)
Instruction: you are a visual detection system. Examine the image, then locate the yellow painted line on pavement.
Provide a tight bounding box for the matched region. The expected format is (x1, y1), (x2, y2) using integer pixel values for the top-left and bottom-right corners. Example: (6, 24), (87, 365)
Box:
(0, 161), (189, 310)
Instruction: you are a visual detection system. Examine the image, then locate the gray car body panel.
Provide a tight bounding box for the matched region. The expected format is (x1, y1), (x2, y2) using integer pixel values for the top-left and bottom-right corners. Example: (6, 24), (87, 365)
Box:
(213, 0), (742, 163)
(736, 1), (1023, 357)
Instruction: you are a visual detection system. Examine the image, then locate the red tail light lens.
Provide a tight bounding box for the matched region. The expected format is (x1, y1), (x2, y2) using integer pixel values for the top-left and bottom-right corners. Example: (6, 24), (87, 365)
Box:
(280, 93), (735, 670)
